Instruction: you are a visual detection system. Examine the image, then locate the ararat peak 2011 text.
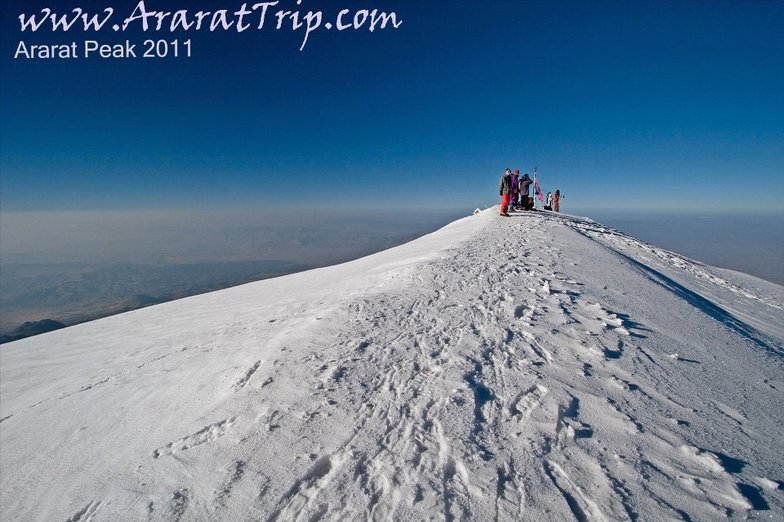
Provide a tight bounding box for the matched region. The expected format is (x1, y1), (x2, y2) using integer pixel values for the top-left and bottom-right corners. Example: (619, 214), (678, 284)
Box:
(14, 39), (192, 59)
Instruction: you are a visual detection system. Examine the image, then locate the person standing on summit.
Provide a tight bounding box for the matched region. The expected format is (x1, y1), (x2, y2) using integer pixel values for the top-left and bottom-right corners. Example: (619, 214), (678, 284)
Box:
(499, 168), (512, 216)
(511, 170), (520, 211)
(519, 173), (533, 210)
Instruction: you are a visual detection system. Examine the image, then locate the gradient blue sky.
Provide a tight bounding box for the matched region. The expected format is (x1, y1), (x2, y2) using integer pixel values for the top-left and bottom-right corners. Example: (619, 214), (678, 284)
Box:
(1, 0), (782, 212)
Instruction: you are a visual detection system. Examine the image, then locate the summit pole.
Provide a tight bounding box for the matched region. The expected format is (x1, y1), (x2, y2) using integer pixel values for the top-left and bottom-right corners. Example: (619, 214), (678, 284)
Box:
(534, 165), (539, 210)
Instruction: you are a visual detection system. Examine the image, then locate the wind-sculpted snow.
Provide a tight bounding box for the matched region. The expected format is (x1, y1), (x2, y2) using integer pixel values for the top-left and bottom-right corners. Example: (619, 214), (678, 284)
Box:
(1, 209), (783, 521)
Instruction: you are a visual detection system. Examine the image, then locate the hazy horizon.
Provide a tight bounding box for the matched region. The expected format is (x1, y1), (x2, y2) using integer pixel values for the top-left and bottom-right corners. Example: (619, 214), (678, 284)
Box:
(2, 207), (782, 341)
(585, 210), (784, 286)
(0, 208), (468, 337)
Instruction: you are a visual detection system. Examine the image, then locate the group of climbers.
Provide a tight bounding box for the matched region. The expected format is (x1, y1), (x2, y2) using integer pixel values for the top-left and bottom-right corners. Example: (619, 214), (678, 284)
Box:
(498, 168), (561, 217)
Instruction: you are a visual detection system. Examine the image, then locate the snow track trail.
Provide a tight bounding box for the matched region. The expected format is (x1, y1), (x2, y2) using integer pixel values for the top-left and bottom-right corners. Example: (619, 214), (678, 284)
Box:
(2, 209), (783, 521)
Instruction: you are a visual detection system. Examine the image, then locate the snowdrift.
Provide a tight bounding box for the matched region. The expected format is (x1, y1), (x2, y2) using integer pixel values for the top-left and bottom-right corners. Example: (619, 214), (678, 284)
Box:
(2, 209), (783, 521)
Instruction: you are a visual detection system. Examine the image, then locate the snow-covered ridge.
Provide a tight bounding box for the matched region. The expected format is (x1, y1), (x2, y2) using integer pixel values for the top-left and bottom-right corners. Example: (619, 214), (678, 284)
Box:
(1, 209), (783, 521)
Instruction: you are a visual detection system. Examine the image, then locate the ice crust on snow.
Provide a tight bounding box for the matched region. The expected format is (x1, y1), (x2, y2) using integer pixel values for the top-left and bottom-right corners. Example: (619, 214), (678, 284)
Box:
(1, 209), (783, 521)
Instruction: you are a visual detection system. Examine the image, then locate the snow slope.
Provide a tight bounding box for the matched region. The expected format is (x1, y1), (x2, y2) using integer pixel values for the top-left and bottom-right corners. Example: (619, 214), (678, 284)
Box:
(1, 209), (783, 521)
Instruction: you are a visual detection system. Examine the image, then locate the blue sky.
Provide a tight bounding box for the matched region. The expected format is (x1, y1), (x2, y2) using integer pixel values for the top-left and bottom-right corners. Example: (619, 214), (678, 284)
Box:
(1, 0), (782, 212)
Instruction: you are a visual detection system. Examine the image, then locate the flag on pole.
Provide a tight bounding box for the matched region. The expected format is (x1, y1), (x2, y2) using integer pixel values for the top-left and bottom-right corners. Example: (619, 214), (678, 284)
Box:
(534, 176), (544, 201)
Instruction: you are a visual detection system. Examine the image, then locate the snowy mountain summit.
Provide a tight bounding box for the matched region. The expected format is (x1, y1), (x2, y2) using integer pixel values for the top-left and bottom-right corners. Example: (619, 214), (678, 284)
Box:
(2, 209), (783, 521)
